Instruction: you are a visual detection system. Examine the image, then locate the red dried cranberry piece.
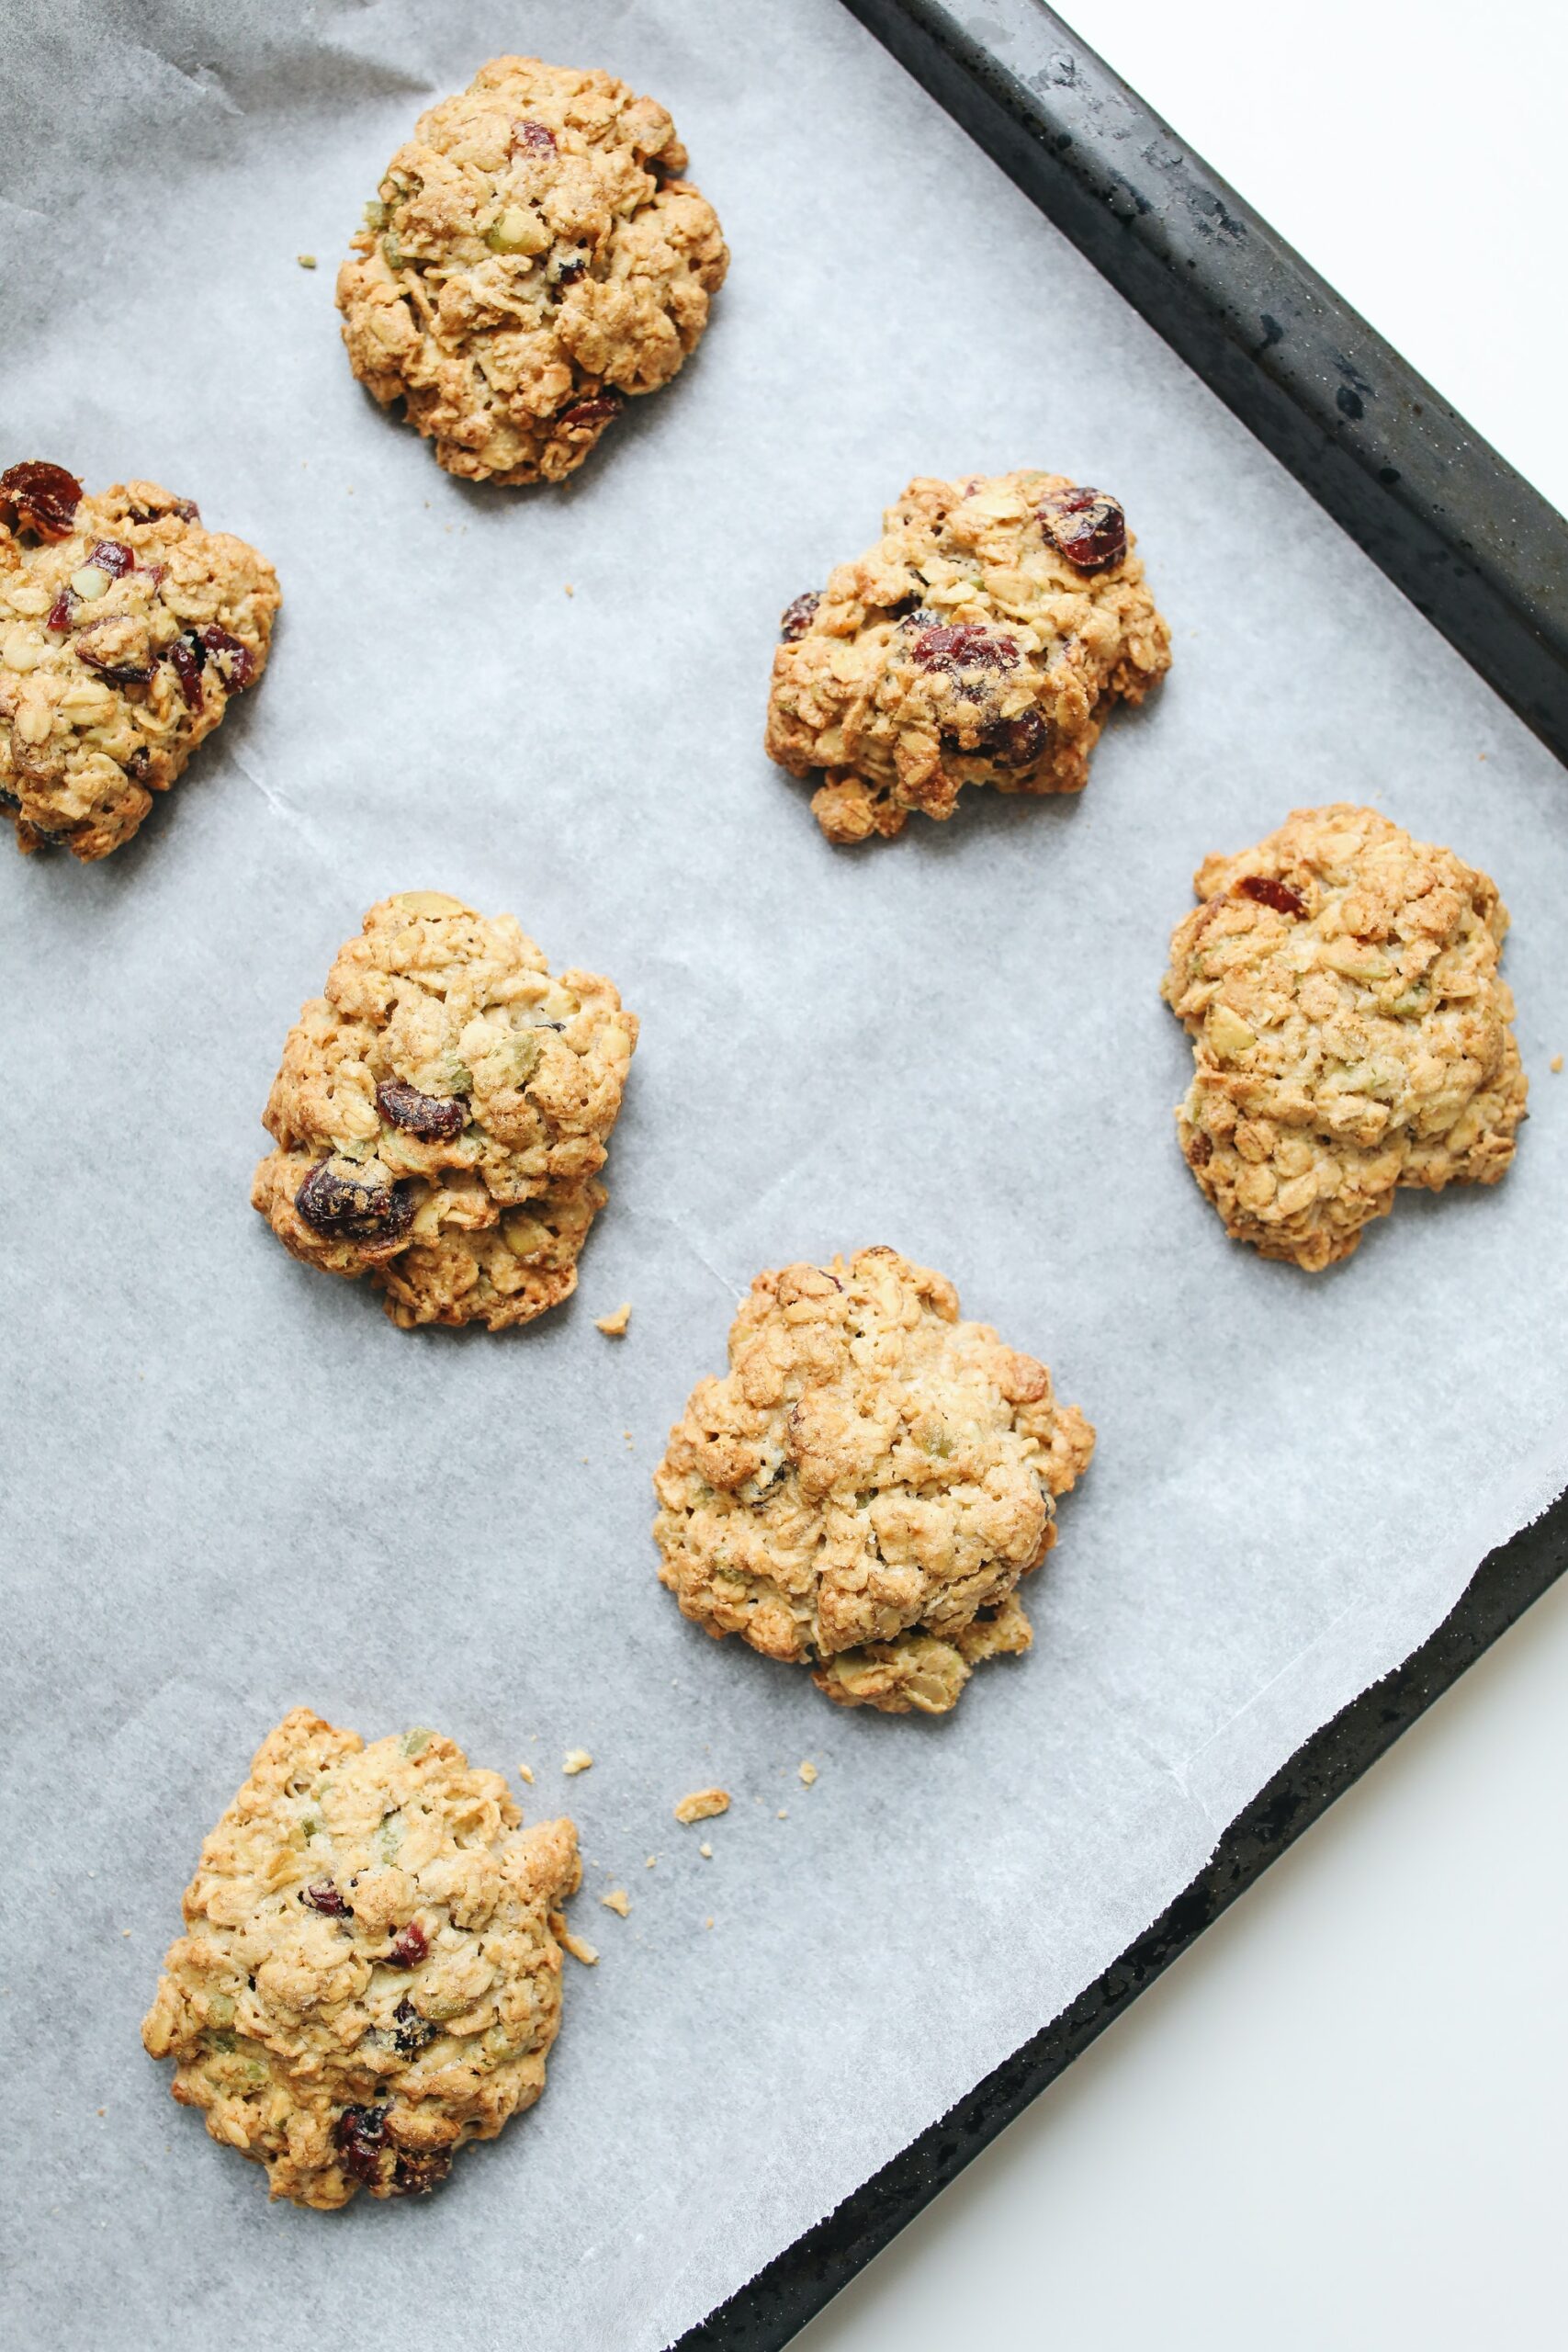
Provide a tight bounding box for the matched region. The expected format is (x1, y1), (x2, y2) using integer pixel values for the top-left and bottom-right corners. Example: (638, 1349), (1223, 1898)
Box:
(1188, 1129), (1214, 1169)
(0, 461), (83, 540)
(295, 1159), (415, 1245)
(779, 592), (821, 642)
(1236, 874), (1307, 918)
(375, 1079), (467, 1140)
(197, 624), (255, 691)
(173, 497), (200, 522)
(905, 619), (1019, 673)
(992, 707), (1048, 767)
(557, 391), (623, 430)
(391, 1996), (434, 2056)
(87, 538), (135, 578)
(389, 2147), (451, 2197)
(335, 2104), (389, 2185)
(300, 1881), (350, 1917)
(1038, 486), (1127, 573)
(512, 118), (557, 153)
(387, 1921), (428, 1969)
(74, 633), (155, 684)
(45, 588), (75, 634)
(170, 632), (207, 709)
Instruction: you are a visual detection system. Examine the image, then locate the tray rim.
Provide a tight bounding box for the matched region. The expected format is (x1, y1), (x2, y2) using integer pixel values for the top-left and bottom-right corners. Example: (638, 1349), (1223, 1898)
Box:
(674, 3), (1568, 2342)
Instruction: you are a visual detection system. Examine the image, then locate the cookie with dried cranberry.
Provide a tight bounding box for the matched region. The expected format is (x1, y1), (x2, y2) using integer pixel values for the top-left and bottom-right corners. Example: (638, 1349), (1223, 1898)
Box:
(1162, 804), (1527, 1270)
(652, 1246), (1095, 1714)
(766, 470), (1169, 843)
(336, 54), (728, 484)
(0, 464), (278, 859)
(252, 892), (637, 1329)
(141, 1708), (581, 2210)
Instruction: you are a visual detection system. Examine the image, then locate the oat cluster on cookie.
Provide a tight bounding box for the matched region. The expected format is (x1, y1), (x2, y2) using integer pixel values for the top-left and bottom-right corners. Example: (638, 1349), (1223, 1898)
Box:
(1162, 803), (1527, 1270)
(766, 470), (1170, 842)
(336, 55), (728, 483)
(252, 892), (638, 1329)
(0, 464), (277, 858)
(652, 1247), (1094, 1713)
(141, 1709), (581, 2209)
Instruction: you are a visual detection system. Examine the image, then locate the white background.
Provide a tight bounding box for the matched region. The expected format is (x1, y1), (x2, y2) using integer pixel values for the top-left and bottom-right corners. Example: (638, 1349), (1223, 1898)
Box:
(802, 4), (1568, 2346)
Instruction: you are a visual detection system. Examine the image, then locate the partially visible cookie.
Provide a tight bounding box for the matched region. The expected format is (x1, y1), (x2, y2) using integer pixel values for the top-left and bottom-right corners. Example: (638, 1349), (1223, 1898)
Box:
(1161, 803), (1527, 1270)
(337, 55), (728, 483)
(252, 893), (638, 1329)
(141, 1708), (581, 2209)
(652, 1247), (1094, 1713)
(766, 470), (1169, 843)
(0, 463), (278, 858)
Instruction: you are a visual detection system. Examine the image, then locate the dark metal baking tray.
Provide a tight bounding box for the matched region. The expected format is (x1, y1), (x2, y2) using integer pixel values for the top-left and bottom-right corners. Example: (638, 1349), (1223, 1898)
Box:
(675, 4), (1568, 2341)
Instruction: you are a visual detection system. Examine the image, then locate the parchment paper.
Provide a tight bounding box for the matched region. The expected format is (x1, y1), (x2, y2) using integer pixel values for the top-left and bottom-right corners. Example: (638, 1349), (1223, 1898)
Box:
(4, 4), (1566, 2345)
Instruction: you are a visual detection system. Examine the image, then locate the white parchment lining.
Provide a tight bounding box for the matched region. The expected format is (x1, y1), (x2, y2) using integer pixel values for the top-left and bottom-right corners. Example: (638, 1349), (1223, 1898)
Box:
(4, 4), (1566, 2346)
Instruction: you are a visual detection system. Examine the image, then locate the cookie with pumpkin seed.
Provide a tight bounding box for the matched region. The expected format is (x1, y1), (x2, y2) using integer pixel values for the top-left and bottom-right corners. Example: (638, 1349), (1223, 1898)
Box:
(336, 54), (728, 484)
(766, 469), (1168, 843)
(252, 892), (637, 1329)
(1161, 803), (1527, 1270)
(0, 462), (277, 859)
(141, 1708), (581, 2209)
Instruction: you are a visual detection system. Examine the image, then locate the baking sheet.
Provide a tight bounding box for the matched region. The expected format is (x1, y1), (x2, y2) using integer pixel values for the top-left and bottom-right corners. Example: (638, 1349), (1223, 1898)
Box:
(4, 2), (1567, 2345)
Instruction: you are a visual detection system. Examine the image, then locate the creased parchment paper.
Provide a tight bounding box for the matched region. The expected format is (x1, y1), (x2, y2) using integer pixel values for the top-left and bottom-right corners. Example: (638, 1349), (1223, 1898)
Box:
(3, 4), (1566, 2345)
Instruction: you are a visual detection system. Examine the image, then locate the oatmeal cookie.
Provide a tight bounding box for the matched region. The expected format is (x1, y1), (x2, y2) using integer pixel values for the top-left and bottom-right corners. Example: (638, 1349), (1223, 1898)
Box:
(141, 1708), (581, 2210)
(252, 892), (637, 1329)
(652, 1247), (1094, 1714)
(0, 463), (278, 859)
(766, 470), (1169, 843)
(336, 55), (728, 484)
(1162, 804), (1527, 1270)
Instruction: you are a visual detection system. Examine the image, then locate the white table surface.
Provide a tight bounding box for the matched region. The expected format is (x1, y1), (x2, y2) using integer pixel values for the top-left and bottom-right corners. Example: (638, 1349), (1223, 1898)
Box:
(800, 6), (1568, 2344)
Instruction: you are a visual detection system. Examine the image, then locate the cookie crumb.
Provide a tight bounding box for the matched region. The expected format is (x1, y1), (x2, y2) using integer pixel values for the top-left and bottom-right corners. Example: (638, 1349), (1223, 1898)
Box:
(776, 1808), (788, 1819)
(517, 1763), (534, 1784)
(558, 1927), (599, 1966)
(297, 253), (318, 269)
(562, 1749), (593, 1776)
(565, 583), (575, 597)
(1551, 1055), (1562, 1074)
(600, 1888), (630, 1917)
(595, 1302), (631, 1336)
(704, 1917), (714, 1930)
(798, 1760), (818, 1786)
(699, 1842), (713, 1859)
(673, 1787), (730, 1824)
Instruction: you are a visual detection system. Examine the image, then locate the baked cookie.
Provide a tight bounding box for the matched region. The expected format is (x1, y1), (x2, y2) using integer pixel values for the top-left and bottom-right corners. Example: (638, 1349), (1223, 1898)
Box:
(652, 1247), (1094, 1714)
(765, 470), (1169, 843)
(141, 1709), (581, 2209)
(0, 463), (278, 859)
(337, 55), (728, 483)
(1161, 804), (1527, 1270)
(252, 893), (638, 1329)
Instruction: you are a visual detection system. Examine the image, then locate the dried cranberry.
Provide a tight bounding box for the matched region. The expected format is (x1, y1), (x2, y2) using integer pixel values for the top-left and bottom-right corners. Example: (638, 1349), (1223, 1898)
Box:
(45, 589), (75, 634)
(300, 1881), (350, 1917)
(295, 1159), (415, 1245)
(905, 619), (1019, 673)
(0, 461), (83, 540)
(1188, 1129), (1214, 1169)
(1236, 874), (1307, 918)
(391, 1996), (434, 2056)
(335, 2104), (389, 2185)
(197, 624), (254, 691)
(991, 707), (1048, 766)
(779, 592), (821, 642)
(173, 496), (200, 522)
(557, 391), (623, 430)
(127, 748), (151, 781)
(87, 538), (135, 578)
(386, 1921), (428, 1969)
(389, 2147), (451, 2197)
(170, 631), (207, 709)
(74, 632), (154, 684)
(512, 118), (557, 153)
(1038, 486), (1127, 573)
(375, 1079), (467, 1139)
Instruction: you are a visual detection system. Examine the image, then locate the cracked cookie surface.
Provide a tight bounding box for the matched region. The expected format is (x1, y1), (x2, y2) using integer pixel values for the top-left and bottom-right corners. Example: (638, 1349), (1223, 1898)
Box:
(652, 1247), (1094, 1713)
(1161, 803), (1527, 1270)
(141, 1708), (581, 2210)
(337, 54), (728, 484)
(0, 464), (277, 859)
(765, 471), (1169, 843)
(252, 892), (637, 1329)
